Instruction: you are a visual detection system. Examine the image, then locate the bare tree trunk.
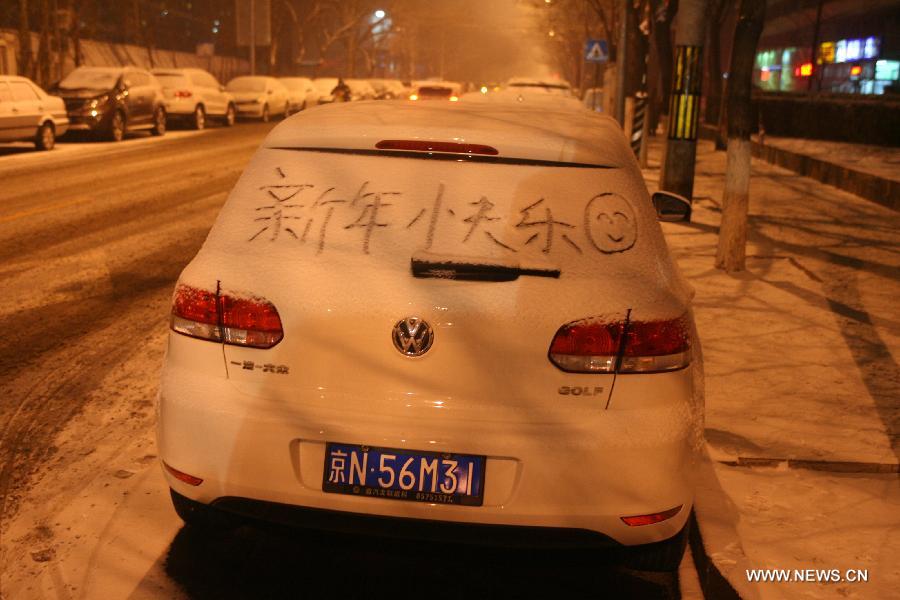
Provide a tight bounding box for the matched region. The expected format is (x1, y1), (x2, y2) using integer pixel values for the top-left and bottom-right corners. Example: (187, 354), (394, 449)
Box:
(37, 0), (51, 86)
(346, 35), (356, 77)
(18, 0), (33, 78)
(704, 0), (724, 125)
(715, 76), (728, 149)
(650, 0), (676, 121)
(51, 0), (62, 82)
(72, 0), (83, 67)
(715, 0), (765, 273)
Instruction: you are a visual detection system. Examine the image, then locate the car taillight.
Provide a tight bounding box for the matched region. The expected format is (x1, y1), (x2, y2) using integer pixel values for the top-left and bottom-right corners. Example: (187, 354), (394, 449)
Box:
(548, 314), (691, 373)
(621, 505), (683, 526)
(174, 90), (192, 98)
(170, 284), (283, 349)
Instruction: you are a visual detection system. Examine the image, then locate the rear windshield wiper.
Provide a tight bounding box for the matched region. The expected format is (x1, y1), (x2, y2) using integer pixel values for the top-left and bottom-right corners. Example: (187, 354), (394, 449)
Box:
(411, 254), (560, 281)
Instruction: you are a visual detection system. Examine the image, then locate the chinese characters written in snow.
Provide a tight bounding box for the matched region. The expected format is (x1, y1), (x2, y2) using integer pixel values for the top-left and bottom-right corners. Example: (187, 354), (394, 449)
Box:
(248, 168), (637, 255)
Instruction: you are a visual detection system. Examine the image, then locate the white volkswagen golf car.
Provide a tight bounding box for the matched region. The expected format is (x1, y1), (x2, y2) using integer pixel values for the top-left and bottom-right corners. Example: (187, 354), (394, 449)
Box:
(158, 101), (700, 570)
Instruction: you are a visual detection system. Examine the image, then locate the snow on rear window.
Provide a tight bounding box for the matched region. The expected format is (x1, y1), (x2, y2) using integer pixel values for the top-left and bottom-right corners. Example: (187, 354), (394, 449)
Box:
(198, 148), (680, 286)
(59, 68), (120, 90)
(227, 77), (266, 92)
(153, 73), (188, 86)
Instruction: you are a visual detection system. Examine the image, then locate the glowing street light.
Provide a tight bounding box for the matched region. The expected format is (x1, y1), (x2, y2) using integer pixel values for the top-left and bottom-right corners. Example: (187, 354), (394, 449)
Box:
(374, 9), (386, 19)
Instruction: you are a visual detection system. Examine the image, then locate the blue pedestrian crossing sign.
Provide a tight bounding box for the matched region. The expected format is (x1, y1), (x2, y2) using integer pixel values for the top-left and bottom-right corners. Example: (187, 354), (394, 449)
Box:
(585, 39), (609, 63)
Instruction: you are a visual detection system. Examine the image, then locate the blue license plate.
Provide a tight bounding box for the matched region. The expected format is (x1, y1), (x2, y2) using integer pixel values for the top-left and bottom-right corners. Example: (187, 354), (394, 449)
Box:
(322, 442), (485, 506)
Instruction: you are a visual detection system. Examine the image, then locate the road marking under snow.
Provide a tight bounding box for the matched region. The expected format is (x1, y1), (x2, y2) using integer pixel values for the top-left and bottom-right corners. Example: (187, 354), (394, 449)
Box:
(0, 196), (92, 224)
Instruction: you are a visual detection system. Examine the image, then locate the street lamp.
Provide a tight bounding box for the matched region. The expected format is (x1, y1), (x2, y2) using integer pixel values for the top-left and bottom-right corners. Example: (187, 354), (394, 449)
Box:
(374, 9), (386, 19)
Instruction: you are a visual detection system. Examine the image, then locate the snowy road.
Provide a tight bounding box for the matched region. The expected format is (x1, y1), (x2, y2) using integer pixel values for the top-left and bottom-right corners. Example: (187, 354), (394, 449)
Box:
(0, 126), (685, 599)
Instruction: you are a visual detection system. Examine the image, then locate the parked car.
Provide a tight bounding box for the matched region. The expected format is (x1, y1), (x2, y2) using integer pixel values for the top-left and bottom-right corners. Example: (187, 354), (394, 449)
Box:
(312, 78), (339, 105)
(345, 79), (377, 101)
(461, 88), (586, 112)
(366, 78), (392, 99)
(158, 100), (699, 572)
(408, 81), (461, 101)
(151, 68), (236, 129)
(226, 76), (290, 122)
(279, 77), (318, 112)
(506, 77), (574, 97)
(583, 87), (604, 113)
(0, 75), (69, 150)
(52, 66), (166, 141)
(367, 79), (409, 100)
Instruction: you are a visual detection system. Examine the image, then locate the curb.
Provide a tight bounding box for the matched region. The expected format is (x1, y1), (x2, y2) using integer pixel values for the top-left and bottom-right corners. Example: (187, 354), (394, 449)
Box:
(689, 511), (742, 600)
(691, 452), (762, 600)
(719, 457), (899, 474)
(698, 125), (899, 211)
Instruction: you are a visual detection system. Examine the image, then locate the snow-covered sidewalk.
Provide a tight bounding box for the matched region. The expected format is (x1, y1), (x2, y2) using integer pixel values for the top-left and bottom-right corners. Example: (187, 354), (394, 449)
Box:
(645, 137), (900, 600)
(753, 135), (900, 186)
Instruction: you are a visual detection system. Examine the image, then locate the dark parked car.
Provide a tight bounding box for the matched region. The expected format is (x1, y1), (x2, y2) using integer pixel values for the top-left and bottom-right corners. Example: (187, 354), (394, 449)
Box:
(52, 66), (167, 141)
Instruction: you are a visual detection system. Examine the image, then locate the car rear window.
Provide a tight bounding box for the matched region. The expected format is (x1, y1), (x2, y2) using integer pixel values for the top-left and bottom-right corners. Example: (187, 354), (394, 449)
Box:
(228, 78), (266, 92)
(201, 147), (662, 283)
(418, 87), (453, 98)
(59, 68), (120, 90)
(154, 73), (189, 87)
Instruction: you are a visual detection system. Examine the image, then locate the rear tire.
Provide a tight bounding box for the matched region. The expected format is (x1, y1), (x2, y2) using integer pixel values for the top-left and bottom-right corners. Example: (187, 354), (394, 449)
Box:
(35, 122), (55, 150)
(151, 108), (166, 136)
(170, 489), (239, 532)
(622, 519), (690, 572)
(192, 105), (205, 130)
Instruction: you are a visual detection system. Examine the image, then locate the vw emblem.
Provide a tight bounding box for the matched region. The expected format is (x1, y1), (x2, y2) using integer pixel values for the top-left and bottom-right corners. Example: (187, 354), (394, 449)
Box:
(392, 317), (434, 357)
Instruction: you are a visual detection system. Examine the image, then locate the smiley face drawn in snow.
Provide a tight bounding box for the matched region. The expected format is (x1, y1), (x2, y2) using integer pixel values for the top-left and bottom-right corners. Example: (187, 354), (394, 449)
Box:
(583, 192), (637, 254)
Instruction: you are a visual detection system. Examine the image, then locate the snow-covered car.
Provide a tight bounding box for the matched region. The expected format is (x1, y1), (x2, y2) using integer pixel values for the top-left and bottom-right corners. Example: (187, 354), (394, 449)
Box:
(53, 66), (166, 141)
(461, 89), (586, 112)
(279, 77), (318, 112)
(312, 77), (341, 104)
(506, 77), (574, 97)
(0, 75), (69, 150)
(151, 68), (236, 129)
(367, 79), (406, 100)
(409, 80), (461, 102)
(158, 101), (699, 571)
(583, 87), (604, 113)
(345, 79), (377, 101)
(226, 76), (290, 122)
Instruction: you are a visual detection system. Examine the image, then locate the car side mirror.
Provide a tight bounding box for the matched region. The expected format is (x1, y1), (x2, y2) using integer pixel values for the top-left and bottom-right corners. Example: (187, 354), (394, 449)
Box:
(652, 191), (692, 223)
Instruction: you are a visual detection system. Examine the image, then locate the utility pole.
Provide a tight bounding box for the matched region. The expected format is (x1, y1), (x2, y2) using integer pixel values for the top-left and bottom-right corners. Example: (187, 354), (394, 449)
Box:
(660, 0), (707, 200)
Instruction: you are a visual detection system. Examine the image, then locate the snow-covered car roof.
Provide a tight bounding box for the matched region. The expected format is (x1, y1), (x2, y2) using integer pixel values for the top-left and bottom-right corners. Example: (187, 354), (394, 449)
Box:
(263, 100), (625, 168)
(507, 77), (571, 89)
(460, 89), (586, 113)
(413, 80), (461, 92)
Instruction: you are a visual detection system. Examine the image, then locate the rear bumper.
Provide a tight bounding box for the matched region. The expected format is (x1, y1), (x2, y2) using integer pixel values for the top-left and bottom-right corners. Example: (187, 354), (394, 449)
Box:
(210, 495), (626, 549)
(157, 339), (697, 547)
(235, 103), (265, 117)
(164, 98), (197, 116)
